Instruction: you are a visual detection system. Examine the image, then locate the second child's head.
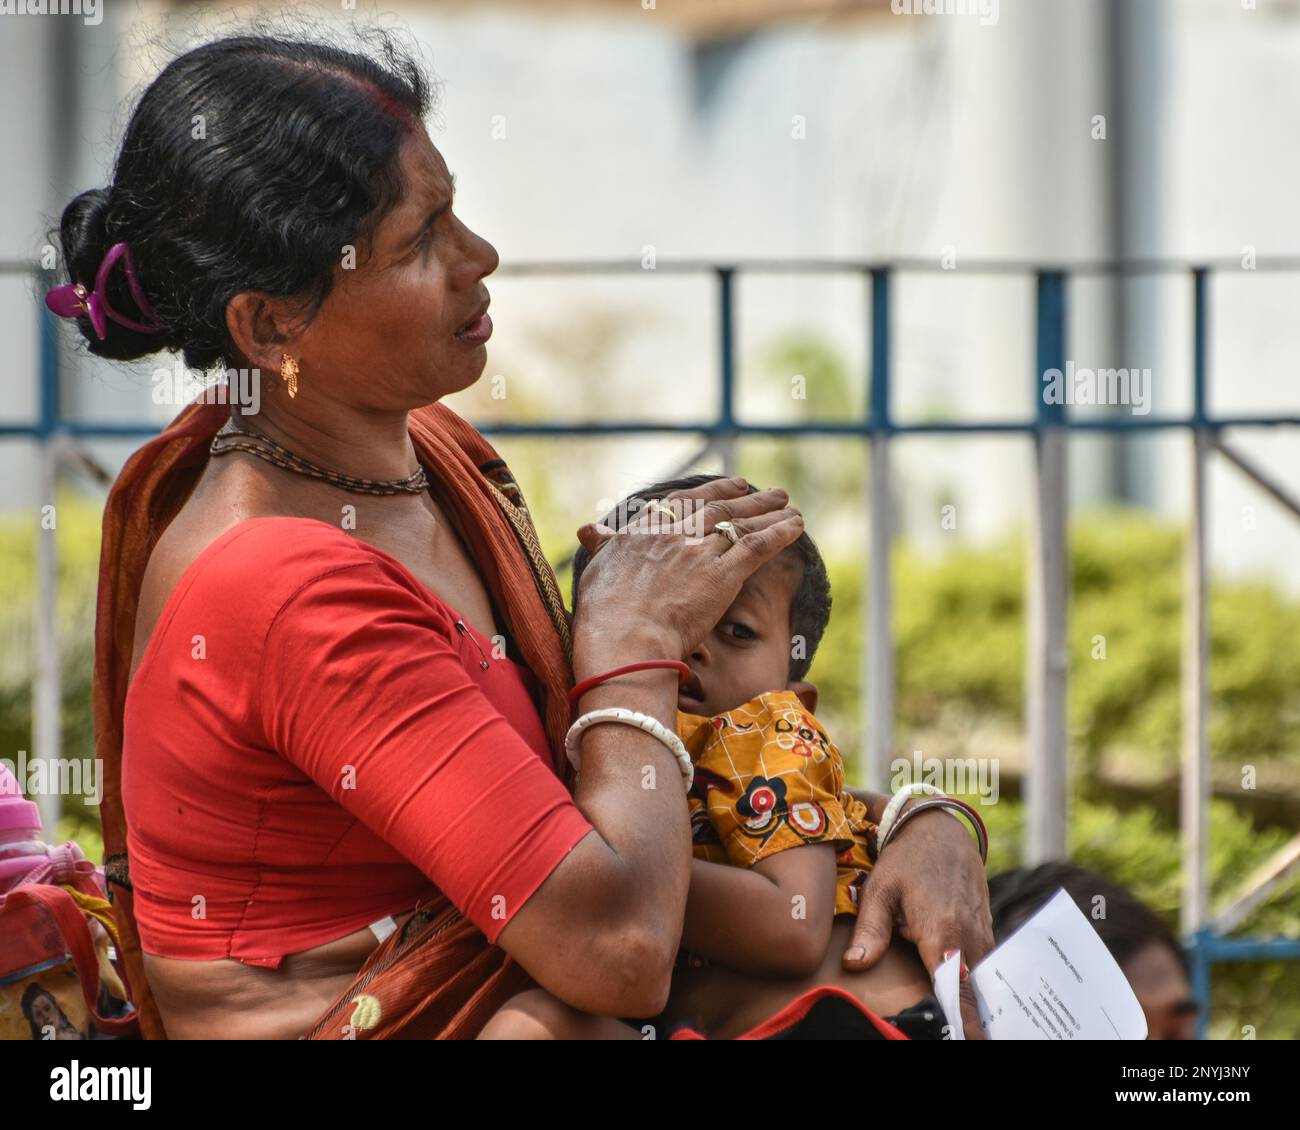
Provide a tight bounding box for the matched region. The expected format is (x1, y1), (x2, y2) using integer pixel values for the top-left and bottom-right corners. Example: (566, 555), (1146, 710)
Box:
(570, 473), (832, 717)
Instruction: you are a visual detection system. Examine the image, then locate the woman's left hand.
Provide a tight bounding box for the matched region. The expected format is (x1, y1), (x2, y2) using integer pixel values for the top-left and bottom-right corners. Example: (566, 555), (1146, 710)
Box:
(843, 793), (994, 1039)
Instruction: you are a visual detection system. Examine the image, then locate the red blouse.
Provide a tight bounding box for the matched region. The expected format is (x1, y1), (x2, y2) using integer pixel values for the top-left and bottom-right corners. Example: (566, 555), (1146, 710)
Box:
(121, 517), (593, 967)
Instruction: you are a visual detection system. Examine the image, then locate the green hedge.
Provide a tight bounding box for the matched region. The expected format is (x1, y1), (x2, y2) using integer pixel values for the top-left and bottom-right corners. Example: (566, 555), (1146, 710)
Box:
(6, 495), (1298, 1036)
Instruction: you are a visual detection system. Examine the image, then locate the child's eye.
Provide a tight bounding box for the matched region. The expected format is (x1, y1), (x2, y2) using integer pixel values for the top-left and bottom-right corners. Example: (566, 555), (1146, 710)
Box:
(726, 622), (757, 641)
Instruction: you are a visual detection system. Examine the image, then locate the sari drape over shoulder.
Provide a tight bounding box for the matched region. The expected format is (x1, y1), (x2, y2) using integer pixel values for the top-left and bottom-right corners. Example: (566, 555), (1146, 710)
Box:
(93, 399), (577, 1039)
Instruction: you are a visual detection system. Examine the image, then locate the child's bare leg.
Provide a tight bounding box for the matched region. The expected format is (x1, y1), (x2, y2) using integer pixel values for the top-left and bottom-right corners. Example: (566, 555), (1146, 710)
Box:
(477, 988), (646, 1040)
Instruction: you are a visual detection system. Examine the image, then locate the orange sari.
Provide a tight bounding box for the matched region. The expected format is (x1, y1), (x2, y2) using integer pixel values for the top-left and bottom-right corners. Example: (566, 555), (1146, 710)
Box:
(93, 399), (577, 1039)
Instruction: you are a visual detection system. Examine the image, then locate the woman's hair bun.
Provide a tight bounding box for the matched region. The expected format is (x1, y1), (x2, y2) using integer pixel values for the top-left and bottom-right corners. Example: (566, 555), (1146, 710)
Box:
(54, 186), (170, 363)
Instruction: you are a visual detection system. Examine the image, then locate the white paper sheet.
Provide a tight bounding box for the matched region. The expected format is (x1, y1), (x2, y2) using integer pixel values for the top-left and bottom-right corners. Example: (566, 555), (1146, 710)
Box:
(934, 887), (1148, 1040)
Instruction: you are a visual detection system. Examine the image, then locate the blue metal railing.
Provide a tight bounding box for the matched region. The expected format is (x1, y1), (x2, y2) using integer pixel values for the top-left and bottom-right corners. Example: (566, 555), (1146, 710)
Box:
(5, 255), (1299, 1039)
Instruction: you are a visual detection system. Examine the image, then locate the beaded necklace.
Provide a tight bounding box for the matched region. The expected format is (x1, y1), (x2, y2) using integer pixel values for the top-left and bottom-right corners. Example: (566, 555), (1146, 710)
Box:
(209, 420), (430, 496)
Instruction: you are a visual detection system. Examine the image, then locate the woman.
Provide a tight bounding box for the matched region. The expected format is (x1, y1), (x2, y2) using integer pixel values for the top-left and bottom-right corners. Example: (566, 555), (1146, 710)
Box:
(989, 863), (1198, 1040)
(54, 29), (992, 1039)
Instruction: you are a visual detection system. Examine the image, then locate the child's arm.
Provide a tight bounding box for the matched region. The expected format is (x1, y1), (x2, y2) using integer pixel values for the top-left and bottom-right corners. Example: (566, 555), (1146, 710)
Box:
(845, 787), (889, 822)
(678, 844), (837, 978)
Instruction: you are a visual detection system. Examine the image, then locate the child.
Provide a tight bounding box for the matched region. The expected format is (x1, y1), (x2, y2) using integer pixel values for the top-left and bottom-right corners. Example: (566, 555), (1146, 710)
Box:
(478, 474), (937, 1039)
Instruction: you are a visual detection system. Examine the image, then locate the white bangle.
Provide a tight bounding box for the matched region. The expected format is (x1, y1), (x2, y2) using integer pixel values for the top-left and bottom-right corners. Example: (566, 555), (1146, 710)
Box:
(876, 781), (946, 848)
(565, 707), (694, 791)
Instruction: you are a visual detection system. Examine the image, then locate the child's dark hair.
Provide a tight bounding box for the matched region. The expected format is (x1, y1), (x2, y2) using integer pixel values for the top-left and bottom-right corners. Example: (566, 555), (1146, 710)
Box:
(49, 28), (432, 370)
(570, 473), (832, 682)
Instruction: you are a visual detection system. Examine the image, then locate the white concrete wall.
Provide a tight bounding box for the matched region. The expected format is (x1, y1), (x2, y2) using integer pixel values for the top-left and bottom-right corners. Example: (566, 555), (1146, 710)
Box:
(0, 0), (1297, 588)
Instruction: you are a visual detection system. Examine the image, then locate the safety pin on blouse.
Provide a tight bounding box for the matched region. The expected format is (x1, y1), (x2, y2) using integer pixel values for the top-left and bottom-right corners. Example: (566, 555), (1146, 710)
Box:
(454, 620), (491, 669)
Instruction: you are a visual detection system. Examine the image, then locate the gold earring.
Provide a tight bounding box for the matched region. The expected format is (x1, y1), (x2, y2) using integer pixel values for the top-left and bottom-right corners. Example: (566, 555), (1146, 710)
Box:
(280, 352), (299, 399)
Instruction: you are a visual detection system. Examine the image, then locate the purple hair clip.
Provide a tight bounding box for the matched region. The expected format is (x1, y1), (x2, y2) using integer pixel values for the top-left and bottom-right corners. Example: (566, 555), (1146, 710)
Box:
(45, 241), (162, 339)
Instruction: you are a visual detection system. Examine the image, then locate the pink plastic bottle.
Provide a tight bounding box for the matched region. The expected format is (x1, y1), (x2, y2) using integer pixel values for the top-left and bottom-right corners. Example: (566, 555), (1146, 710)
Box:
(0, 763), (51, 893)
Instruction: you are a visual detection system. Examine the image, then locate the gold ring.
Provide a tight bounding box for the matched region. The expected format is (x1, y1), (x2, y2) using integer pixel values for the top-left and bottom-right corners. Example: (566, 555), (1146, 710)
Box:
(713, 520), (740, 546)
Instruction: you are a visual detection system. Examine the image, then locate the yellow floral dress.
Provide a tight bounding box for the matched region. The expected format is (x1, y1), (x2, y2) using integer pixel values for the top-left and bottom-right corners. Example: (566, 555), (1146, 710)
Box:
(677, 690), (877, 918)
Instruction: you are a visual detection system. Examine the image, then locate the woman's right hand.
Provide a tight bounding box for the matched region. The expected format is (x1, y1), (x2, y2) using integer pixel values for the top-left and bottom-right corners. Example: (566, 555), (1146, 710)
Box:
(572, 476), (804, 666)
(492, 476), (799, 1017)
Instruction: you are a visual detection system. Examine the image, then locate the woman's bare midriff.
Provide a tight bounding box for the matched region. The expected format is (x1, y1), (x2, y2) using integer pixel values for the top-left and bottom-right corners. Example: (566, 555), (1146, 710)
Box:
(659, 920), (933, 1039)
(143, 908), (421, 1039)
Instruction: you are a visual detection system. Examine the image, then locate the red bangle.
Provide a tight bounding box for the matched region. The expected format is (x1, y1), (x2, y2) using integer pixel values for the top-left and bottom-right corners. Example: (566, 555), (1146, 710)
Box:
(568, 660), (690, 706)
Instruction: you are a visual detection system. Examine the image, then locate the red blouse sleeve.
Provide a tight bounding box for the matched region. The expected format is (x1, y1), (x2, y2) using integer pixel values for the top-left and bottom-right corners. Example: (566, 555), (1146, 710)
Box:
(258, 557), (594, 944)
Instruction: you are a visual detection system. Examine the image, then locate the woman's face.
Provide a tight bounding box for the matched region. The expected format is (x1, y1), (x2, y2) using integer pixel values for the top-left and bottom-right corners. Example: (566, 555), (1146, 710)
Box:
(291, 127), (499, 410)
(1124, 942), (1198, 1040)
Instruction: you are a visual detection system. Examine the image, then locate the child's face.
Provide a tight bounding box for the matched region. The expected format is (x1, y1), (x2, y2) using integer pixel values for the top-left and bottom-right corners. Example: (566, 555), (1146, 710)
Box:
(677, 554), (803, 717)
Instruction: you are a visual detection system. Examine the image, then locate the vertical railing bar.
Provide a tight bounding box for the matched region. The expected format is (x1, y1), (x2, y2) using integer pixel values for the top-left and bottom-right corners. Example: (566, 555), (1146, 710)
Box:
(870, 269), (891, 432)
(716, 267), (737, 476)
(1192, 267), (1208, 427)
(33, 266), (62, 838)
(866, 268), (893, 790)
(1184, 266), (1212, 1036)
(1026, 270), (1069, 863)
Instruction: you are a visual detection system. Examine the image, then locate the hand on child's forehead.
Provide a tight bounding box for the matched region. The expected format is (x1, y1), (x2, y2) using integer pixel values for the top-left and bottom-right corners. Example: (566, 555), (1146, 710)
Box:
(727, 555), (799, 615)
